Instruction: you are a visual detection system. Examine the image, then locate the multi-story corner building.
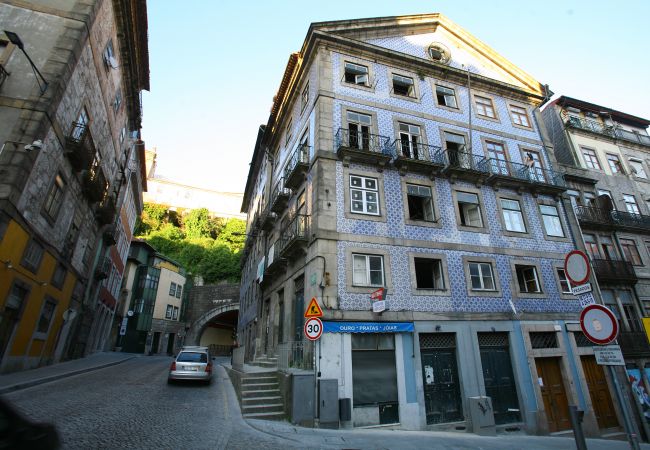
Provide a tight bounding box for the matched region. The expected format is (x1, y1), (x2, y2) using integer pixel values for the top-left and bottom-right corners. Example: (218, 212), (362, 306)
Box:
(143, 148), (245, 220)
(239, 14), (624, 435)
(118, 240), (189, 355)
(0, 0), (149, 372)
(542, 96), (650, 395)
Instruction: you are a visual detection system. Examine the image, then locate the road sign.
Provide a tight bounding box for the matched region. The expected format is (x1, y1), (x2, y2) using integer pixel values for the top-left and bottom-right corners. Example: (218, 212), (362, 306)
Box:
(571, 283), (592, 296)
(564, 250), (590, 285)
(304, 298), (323, 318)
(594, 345), (625, 366)
(304, 317), (323, 341)
(580, 304), (619, 345)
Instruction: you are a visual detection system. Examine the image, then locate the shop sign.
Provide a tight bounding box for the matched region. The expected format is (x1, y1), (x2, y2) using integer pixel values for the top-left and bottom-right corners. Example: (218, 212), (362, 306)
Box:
(323, 321), (414, 333)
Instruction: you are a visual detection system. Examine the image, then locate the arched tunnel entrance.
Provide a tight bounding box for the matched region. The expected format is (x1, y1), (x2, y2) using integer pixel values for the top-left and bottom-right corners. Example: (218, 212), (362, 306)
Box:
(197, 309), (238, 355)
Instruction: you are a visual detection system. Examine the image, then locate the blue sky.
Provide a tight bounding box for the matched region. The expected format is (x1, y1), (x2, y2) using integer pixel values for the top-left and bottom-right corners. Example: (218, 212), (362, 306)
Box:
(142, 0), (650, 194)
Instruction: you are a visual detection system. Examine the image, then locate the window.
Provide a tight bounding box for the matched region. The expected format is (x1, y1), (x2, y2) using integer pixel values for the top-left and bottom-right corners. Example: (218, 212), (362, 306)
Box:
(600, 236), (616, 260)
(285, 117), (292, 146)
(540, 204), (564, 237)
(486, 141), (509, 175)
(169, 282), (177, 296)
(516, 265), (541, 293)
(435, 85), (457, 108)
(581, 148), (601, 170)
(629, 159), (647, 178)
(392, 73), (414, 97)
(350, 175), (379, 215)
(583, 192), (596, 207)
(457, 191), (483, 228)
(556, 268), (572, 294)
(165, 305), (173, 319)
(36, 299), (56, 334)
(352, 254), (384, 287)
(621, 238), (642, 266)
(113, 89), (122, 113)
(475, 95), (496, 119)
(501, 198), (526, 233)
(72, 107), (89, 140)
(301, 82), (309, 112)
(172, 306), (179, 320)
(606, 154), (625, 174)
(522, 150), (545, 182)
(102, 40), (115, 69)
(414, 258), (445, 290)
(344, 61), (369, 86)
(43, 173), (65, 221)
(583, 234), (600, 259)
(176, 285), (182, 298)
(346, 111), (372, 150)
(398, 123), (421, 159)
(624, 194), (640, 215)
(120, 127), (126, 144)
(468, 262), (495, 291)
(406, 184), (435, 222)
(21, 239), (44, 273)
(51, 263), (66, 289)
(598, 189), (612, 199)
(509, 105), (531, 127)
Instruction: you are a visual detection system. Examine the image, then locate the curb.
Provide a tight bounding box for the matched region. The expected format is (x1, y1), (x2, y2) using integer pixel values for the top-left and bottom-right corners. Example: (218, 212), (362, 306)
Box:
(0, 356), (137, 395)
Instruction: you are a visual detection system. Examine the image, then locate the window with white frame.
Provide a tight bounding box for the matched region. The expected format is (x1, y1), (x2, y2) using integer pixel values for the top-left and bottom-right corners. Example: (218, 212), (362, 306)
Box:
(475, 95), (496, 118)
(500, 198), (526, 233)
(457, 191), (483, 227)
(285, 117), (293, 146)
(406, 183), (435, 222)
(43, 173), (66, 221)
(392, 73), (415, 97)
(468, 262), (495, 291)
(606, 153), (625, 174)
(176, 284), (182, 298)
(347, 111), (372, 150)
(414, 258), (445, 290)
(556, 268), (572, 294)
(113, 89), (122, 113)
(581, 148), (602, 170)
(516, 265), (541, 293)
(623, 194), (640, 214)
(350, 175), (379, 215)
(165, 304), (173, 319)
(301, 82), (309, 112)
(620, 238), (642, 265)
(629, 159), (647, 178)
(102, 40), (115, 70)
(344, 61), (369, 86)
(540, 204), (565, 237)
(169, 282), (177, 296)
(398, 123), (421, 159)
(172, 306), (179, 320)
(352, 254), (384, 287)
(509, 104), (531, 127)
(435, 85), (457, 108)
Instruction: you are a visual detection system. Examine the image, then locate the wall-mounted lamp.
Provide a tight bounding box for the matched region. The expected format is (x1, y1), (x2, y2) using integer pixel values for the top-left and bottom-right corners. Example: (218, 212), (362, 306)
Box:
(3, 30), (48, 94)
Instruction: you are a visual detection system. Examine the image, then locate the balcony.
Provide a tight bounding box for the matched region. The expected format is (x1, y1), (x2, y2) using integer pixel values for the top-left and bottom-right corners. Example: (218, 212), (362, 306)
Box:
(392, 140), (445, 177)
(94, 256), (112, 280)
(102, 225), (117, 246)
(81, 166), (107, 203)
(279, 214), (309, 259)
(270, 177), (291, 213)
(618, 330), (650, 359)
(591, 258), (637, 284)
(574, 207), (650, 233)
(611, 210), (650, 232)
(563, 114), (650, 148)
(65, 122), (96, 172)
(263, 239), (287, 279)
(284, 144), (309, 189)
(259, 209), (276, 232)
(335, 128), (392, 171)
(482, 159), (566, 196)
(0, 63), (8, 90)
(96, 196), (116, 226)
(440, 147), (489, 184)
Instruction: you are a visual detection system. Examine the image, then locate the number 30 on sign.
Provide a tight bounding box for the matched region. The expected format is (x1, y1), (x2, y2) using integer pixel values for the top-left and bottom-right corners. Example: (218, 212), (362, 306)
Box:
(304, 317), (323, 341)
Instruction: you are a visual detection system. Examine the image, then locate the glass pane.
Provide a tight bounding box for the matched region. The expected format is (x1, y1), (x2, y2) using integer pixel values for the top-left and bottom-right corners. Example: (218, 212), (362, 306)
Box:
(369, 269), (383, 286)
(365, 178), (377, 190)
(350, 176), (362, 187)
(445, 132), (465, 145)
(378, 334), (395, 350)
(501, 199), (520, 211)
(352, 201), (363, 211)
(367, 203), (377, 213)
(457, 192), (479, 204)
(469, 263), (480, 278)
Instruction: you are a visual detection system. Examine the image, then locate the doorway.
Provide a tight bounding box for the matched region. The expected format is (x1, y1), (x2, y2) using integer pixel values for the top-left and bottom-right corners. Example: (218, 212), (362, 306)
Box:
(478, 333), (520, 424)
(152, 332), (161, 354)
(536, 357), (570, 432)
(166, 333), (175, 355)
(581, 356), (618, 428)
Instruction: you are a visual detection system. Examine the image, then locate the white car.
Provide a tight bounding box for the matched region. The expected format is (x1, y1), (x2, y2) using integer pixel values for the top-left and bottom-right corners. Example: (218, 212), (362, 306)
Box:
(168, 346), (213, 384)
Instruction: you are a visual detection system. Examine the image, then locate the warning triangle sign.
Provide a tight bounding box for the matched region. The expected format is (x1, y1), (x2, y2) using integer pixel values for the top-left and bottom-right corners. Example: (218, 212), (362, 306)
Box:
(304, 297), (323, 318)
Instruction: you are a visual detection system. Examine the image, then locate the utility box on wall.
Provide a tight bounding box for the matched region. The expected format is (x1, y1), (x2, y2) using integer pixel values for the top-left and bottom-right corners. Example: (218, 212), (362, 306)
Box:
(468, 396), (496, 436)
(318, 379), (339, 429)
(291, 373), (315, 426)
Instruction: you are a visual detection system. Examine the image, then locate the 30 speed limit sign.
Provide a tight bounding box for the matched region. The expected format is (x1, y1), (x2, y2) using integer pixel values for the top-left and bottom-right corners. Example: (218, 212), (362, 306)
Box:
(304, 317), (323, 341)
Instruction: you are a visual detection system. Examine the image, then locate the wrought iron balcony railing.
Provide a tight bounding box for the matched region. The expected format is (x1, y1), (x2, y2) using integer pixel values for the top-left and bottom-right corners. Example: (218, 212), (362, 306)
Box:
(617, 330), (650, 359)
(392, 139), (444, 164)
(482, 158), (566, 187)
(439, 148), (489, 173)
(611, 210), (650, 230)
(82, 166), (107, 203)
(563, 114), (650, 148)
(591, 258), (637, 283)
(280, 214), (309, 256)
(0, 63), (9, 90)
(65, 122), (96, 172)
(284, 144), (309, 189)
(94, 256), (112, 280)
(96, 196), (116, 226)
(575, 206), (650, 232)
(335, 128), (391, 155)
(270, 177), (291, 213)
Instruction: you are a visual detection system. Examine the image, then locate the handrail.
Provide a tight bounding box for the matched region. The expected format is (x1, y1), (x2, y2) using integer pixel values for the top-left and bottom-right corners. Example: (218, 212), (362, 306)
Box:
(438, 147), (489, 173)
(271, 177), (291, 204)
(562, 112), (650, 147)
(281, 214), (309, 250)
(392, 139), (444, 164)
(482, 158), (565, 186)
(284, 144), (309, 179)
(335, 127), (391, 155)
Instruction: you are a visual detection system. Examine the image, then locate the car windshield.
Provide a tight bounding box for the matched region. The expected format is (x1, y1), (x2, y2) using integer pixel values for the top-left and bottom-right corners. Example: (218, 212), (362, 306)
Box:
(176, 352), (207, 363)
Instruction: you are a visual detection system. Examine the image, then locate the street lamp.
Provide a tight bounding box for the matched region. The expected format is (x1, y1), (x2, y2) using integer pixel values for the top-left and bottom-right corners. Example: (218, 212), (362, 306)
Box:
(3, 30), (48, 94)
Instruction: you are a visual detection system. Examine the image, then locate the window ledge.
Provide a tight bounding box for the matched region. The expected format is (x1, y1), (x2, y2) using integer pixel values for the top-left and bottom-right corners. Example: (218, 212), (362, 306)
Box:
(413, 288), (451, 297)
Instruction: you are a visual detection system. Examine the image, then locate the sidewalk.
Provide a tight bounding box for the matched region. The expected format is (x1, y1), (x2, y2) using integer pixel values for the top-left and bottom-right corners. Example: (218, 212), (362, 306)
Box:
(0, 351), (138, 395)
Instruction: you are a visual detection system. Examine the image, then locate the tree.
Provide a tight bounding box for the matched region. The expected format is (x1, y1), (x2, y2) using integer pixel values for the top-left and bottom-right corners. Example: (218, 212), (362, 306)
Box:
(216, 218), (246, 251)
(183, 208), (213, 240)
(135, 203), (169, 236)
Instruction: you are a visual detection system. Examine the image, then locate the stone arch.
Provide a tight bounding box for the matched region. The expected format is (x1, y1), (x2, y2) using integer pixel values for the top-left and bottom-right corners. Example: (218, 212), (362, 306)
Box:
(185, 303), (239, 346)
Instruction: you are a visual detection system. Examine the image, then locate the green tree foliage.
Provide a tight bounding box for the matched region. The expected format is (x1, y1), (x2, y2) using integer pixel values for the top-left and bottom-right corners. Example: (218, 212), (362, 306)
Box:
(134, 202), (245, 283)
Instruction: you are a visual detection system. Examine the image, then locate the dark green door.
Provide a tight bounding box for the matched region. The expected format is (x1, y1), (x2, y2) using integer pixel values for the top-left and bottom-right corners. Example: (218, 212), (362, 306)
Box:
(479, 344), (520, 424)
(419, 333), (463, 424)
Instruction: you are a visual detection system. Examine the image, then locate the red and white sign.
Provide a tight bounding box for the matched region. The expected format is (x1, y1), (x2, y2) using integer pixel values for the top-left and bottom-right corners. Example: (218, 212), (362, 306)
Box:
(304, 317), (323, 341)
(564, 250), (590, 285)
(580, 304), (619, 345)
(370, 288), (386, 301)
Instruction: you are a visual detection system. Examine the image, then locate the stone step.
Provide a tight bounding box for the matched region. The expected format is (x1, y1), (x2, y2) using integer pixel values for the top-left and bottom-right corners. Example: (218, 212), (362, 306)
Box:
(242, 403), (284, 414)
(242, 389), (279, 398)
(242, 411), (285, 421)
(242, 375), (277, 384)
(241, 382), (279, 391)
(242, 396), (282, 404)
(253, 361), (277, 368)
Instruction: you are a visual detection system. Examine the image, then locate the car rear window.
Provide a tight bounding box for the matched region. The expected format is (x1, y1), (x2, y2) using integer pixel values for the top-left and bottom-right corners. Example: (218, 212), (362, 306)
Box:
(176, 352), (207, 363)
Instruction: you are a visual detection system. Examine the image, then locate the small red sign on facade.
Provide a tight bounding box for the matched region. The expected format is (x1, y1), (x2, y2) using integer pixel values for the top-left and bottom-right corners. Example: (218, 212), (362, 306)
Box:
(370, 288), (386, 301)
(304, 297), (323, 318)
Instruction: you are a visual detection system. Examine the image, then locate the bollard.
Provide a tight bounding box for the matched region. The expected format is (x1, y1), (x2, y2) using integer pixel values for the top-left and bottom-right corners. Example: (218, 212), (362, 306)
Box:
(568, 405), (587, 450)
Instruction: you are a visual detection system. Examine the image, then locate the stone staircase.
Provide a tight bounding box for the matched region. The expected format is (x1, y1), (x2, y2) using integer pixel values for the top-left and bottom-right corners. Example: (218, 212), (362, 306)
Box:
(240, 371), (285, 420)
(251, 355), (277, 369)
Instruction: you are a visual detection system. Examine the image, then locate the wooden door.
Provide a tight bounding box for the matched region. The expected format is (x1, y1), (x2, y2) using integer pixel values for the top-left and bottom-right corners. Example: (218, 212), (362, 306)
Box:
(420, 348), (463, 424)
(581, 356), (618, 428)
(536, 357), (570, 432)
(480, 346), (520, 424)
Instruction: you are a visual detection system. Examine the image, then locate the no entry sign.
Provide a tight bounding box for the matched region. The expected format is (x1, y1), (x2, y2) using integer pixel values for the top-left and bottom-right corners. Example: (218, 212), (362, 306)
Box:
(580, 304), (619, 345)
(564, 250), (590, 285)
